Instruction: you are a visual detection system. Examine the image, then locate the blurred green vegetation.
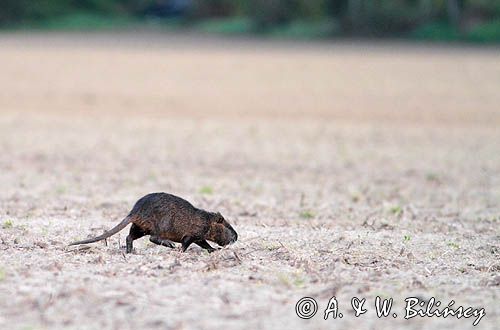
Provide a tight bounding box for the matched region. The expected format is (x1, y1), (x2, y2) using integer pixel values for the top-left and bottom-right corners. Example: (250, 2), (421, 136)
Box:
(0, 0), (499, 42)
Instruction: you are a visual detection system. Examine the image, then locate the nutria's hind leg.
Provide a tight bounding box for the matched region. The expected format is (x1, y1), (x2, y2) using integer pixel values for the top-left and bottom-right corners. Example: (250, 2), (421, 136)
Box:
(126, 224), (147, 253)
(195, 240), (219, 253)
(149, 236), (175, 249)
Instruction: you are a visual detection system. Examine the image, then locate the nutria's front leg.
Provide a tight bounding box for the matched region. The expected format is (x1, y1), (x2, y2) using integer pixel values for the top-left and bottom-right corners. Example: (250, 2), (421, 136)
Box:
(149, 236), (175, 248)
(181, 236), (197, 252)
(195, 240), (219, 253)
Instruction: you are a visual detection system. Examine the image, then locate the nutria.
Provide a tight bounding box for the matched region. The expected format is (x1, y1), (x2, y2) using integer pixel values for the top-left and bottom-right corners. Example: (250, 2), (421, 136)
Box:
(69, 192), (238, 253)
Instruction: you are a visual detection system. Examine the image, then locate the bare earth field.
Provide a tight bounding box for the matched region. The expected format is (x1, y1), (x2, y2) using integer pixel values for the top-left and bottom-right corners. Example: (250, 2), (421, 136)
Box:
(0, 33), (499, 330)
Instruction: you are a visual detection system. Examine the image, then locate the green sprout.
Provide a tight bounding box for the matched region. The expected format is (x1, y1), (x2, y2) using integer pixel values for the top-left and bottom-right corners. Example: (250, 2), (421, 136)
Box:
(2, 220), (13, 229)
(199, 186), (213, 195)
(299, 210), (315, 219)
(390, 205), (403, 217)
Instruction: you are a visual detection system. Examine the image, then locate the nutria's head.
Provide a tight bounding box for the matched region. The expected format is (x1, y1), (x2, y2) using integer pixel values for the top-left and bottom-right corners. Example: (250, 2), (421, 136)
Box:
(206, 212), (238, 246)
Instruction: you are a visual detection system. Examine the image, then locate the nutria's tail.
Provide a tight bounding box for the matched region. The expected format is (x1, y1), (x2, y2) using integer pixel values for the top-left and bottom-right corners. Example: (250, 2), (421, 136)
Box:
(69, 216), (132, 246)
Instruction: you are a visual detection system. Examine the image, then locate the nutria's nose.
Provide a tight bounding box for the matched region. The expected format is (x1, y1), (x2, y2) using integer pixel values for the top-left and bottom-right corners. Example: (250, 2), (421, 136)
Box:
(231, 231), (238, 243)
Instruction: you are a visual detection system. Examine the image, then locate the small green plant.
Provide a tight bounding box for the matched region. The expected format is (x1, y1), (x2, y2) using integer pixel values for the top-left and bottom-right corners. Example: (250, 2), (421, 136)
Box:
(40, 221), (51, 236)
(426, 172), (439, 182)
(390, 205), (403, 217)
(2, 220), (13, 229)
(21, 326), (36, 330)
(299, 210), (315, 219)
(0, 268), (5, 281)
(199, 186), (213, 195)
(265, 244), (281, 251)
(277, 273), (291, 287)
(293, 276), (305, 288)
(447, 242), (460, 249)
(277, 273), (306, 288)
(403, 235), (411, 242)
(56, 185), (67, 194)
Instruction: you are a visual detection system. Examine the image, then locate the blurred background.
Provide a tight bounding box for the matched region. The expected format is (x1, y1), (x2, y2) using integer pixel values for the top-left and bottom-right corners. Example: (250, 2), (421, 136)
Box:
(1, 0), (499, 42)
(0, 1), (499, 330)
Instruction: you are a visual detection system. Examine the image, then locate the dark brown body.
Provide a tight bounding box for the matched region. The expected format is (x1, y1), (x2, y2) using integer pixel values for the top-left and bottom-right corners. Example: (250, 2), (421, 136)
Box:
(69, 193), (238, 253)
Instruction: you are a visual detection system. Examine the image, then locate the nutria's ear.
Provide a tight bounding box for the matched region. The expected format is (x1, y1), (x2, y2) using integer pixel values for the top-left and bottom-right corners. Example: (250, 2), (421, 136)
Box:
(216, 212), (222, 216)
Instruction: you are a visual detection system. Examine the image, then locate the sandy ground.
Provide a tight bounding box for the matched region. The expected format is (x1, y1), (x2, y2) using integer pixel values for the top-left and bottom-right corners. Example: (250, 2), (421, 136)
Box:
(0, 33), (499, 330)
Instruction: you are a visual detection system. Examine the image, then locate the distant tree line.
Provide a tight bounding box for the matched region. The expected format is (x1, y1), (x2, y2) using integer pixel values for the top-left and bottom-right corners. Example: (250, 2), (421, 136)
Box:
(1, 0), (499, 36)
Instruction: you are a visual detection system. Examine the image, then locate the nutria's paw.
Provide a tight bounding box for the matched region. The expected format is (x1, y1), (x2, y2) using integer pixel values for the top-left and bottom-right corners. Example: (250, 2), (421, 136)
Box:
(150, 236), (175, 249)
